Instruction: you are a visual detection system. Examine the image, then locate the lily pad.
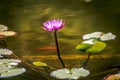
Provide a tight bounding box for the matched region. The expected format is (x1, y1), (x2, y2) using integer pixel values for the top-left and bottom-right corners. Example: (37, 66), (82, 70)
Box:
(87, 41), (107, 53)
(100, 32), (116, 41)
(82, 39), (96, 44)
(103, 74), (120, 80)
(0, 59), (21, 63)
(0, 59), (25, 78)
(0, 67), (14, 73)
(50, 67), (90, 79)
(0, 24), (8, 31)
(0, 49), (13, 57)
(76, 43), (92, 52)
(0, 68), (26, 78)
(82, 32), (103, 40)
(0, 31), (16, 36)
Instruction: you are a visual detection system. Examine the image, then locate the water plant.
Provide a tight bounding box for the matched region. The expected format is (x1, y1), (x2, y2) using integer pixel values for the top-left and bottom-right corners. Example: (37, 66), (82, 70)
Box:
(42, 19), (65, 68)
(0, 24), (26, 78)
(33, 20), (117, 80)
(50, 67), (90, 80)
(33, 19), (90, 80)
(0, 24), (16, 48)
(0, 51), (26, 78)
(76, 32), (116, 68)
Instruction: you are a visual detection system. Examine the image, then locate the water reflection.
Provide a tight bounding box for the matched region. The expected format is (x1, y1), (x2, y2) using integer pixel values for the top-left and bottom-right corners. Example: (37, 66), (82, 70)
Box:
(0, 0), (120, 80)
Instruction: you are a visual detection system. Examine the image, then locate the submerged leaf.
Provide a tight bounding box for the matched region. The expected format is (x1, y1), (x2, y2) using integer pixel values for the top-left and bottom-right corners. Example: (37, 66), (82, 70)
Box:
(76, 43), (92, 52)
(33, 61), (47, 67)
(36, 46), (56, 51)
(87, 41), (107, 53)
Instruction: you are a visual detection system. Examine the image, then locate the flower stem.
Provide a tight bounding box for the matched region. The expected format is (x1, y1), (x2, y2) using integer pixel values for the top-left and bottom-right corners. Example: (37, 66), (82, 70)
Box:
(82, 53), (91, 68)
(54, 30), (65, 68)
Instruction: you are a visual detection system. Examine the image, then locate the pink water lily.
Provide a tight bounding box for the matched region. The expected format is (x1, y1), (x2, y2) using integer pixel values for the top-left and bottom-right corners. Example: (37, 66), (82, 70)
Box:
(43, 19), (65, 31)
(42, 19), (66, 68)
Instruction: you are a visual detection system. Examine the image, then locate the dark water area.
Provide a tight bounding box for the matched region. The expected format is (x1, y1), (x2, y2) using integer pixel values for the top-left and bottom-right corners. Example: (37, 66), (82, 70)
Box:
(0, 0), (120, 80)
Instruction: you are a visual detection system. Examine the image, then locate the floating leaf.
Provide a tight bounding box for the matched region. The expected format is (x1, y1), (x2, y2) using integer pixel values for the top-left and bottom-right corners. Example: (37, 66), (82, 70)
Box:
(82, 39), (97, 44)
(0, 59), (21, 63)
(51, 68), (71, 79)
(103, 74), (120, 80)
(82, 32), (116, 41)
(0, 24), (8, 31)
(0, 59), (21, 69)
(76, 43), (92, 52)
(33, 61), (47, 67)
(82, 32), (103, 40)
(100, 32), (116, 41)
(0, 31), (16, 36)
(0, 59), (25, 78)
(0, 67), (14, 73)
(0, 68), (26, 78)
(0, 48), (13, 56)
(50, 67), (90, 79)
(87, 41), (107, 53)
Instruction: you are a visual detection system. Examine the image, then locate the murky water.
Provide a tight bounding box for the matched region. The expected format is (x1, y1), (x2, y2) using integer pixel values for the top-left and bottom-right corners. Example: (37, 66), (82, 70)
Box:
(0, 0), (120, 80)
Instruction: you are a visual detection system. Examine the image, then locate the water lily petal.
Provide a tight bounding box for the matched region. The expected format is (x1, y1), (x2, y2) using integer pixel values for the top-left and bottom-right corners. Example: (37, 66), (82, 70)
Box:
(43, 19), (65, 31)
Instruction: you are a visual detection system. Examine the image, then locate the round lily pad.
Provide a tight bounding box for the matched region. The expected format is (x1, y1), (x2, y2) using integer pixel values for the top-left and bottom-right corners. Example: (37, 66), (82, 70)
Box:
(0, 68), (26, 78)
(50, 67), (90, 79)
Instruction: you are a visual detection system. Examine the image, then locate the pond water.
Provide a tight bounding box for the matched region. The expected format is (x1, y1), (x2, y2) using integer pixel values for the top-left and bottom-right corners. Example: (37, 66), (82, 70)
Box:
(0, 0), (120, 80)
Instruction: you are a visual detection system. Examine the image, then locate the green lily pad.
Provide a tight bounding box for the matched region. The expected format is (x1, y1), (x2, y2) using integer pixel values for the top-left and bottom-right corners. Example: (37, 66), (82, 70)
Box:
(86, 41), (107, 53)
(76, 43), (92, 52)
